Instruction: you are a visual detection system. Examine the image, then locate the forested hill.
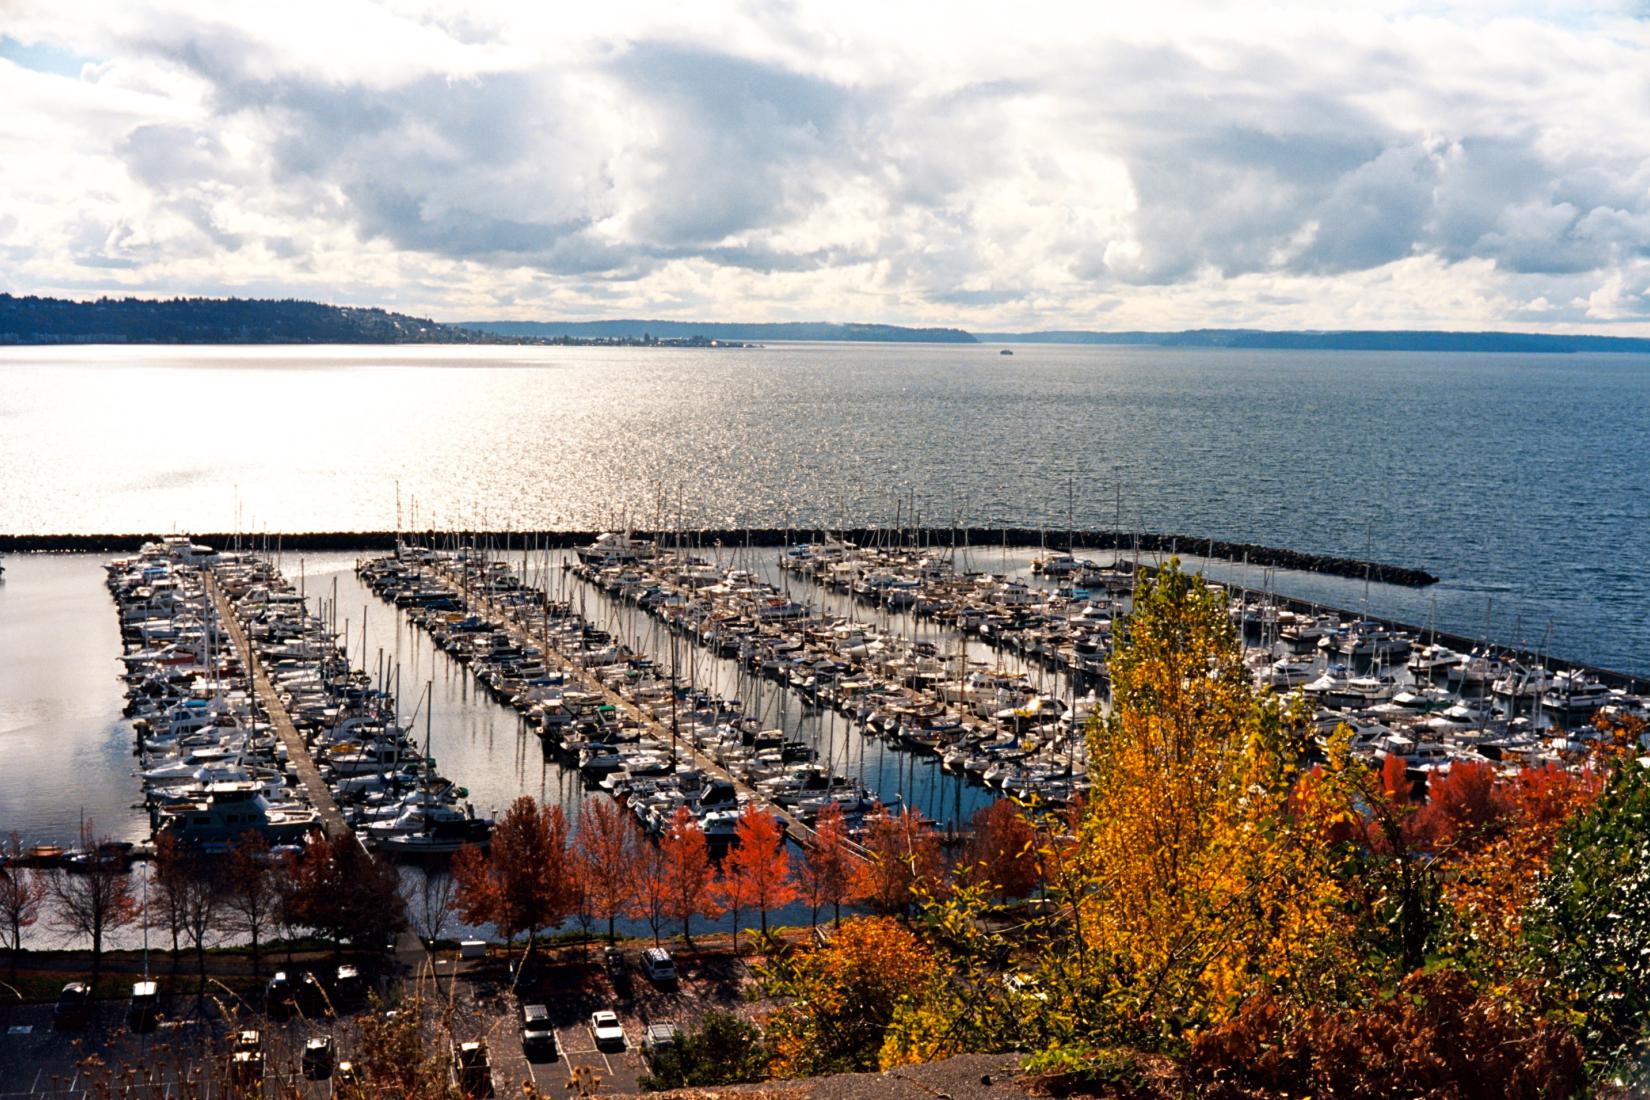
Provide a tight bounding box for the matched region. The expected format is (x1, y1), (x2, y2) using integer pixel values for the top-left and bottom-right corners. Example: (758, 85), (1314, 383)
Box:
(974, 328), (1650, 353)
(0, 294), (484, 345)
(463, 319), (979, 343)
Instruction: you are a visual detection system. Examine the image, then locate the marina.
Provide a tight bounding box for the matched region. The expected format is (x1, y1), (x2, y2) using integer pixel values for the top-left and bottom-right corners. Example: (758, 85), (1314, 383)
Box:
(4, 526), (1647, 866)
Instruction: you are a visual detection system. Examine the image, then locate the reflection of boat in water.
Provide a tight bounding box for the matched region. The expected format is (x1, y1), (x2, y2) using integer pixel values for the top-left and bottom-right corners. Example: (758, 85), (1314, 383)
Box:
(363, 800), (492, 857)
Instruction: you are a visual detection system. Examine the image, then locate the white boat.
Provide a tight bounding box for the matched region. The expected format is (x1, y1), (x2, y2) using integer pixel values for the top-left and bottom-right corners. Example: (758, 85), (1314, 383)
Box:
(1540, 670), (1613, 718)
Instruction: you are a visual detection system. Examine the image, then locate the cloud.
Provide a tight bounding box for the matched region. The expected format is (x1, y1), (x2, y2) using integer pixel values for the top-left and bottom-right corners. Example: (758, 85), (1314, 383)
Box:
(2, 2), (1650, 330)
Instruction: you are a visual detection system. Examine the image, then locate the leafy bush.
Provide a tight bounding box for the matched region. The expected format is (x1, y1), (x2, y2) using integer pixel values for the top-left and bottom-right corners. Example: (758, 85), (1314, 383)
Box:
(640, 1010), (769, 1091)
(1186, 969), (1583, 1099)
(1525, 752), (1650, 1077)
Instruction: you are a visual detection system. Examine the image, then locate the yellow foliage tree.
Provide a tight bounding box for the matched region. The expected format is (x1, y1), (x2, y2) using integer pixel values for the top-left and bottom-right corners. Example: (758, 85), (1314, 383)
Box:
(761, 915), (937, 1077)
(1046, 560), (1356, 1046)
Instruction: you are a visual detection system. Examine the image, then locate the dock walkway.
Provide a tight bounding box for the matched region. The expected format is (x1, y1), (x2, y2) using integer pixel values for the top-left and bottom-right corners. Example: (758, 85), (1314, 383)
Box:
(427, 561), (867, 860)
(203, 570), (351, 841)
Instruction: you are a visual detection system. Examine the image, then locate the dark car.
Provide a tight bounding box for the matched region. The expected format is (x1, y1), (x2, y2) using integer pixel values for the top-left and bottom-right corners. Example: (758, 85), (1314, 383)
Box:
(52, 982), (92, 1030)
(302, 1036), (335, 1079)
(333, 964), (366, 1012)
(265, 970), (294, 1016)
(508, 952), (541, 992)
(297, 969), (329, 1015)
(230, 1030), (266, 1086)
(519, 1003), (557, 1061)
(127, 980), (160, 1033)
(451, 1040), (494, 1098)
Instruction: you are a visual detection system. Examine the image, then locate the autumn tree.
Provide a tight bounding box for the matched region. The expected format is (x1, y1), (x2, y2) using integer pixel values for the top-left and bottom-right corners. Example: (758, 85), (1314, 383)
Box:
(148, 831), (192, 961)
(575, 797), (641, 942)
(1048, 560), (1356, 1048)
(402, 867), (459, 946)
(0, 833), (46, 979)
(49, 821), (140, 996)
(630, 833), (671, 945)
(222, 832), (278, 976)
(851, 805), (944, 917)
(452, 796), (574, 956)
(798, 802), (855, 927)
(762, 916), (937, 1076)
(285, 832), (406, 950)
(659, 806), (721, 944)
(175, 846), (225, 995)
(957, 799), (1039, 901)
(716, 805), (797, 947)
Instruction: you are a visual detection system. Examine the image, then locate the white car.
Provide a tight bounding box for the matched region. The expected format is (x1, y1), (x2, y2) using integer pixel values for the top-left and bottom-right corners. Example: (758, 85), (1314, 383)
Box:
(590, 1010), (626, 1050)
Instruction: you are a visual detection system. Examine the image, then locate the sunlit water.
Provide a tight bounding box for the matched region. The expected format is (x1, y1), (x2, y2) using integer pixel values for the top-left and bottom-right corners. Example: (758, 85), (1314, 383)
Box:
(5, 344), (1650, 868)
(2, 342), (1647, 677)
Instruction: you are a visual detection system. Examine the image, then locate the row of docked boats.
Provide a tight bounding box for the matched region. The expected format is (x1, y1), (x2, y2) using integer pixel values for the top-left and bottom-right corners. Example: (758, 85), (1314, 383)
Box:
(357, 549), (895, 845)
(105, 537), (491, 859)
(587, 535), (1649, 791)
(107, 537), (320, 854)
(210, 553), (493, 858)
(572, 548), (1095, 804)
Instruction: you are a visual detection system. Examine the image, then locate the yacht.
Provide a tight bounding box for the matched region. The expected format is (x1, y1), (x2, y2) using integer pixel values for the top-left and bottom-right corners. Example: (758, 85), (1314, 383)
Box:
(1540, 670), (1614, 720)
(152, 782), (321, 846)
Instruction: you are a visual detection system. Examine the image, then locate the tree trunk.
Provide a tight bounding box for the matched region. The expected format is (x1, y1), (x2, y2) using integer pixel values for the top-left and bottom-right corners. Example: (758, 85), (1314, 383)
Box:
(90, 927), (103, 1002)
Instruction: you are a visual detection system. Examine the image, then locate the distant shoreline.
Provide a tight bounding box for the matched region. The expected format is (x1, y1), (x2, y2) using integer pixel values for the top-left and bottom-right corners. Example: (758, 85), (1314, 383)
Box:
(5, 294), (1650, 352)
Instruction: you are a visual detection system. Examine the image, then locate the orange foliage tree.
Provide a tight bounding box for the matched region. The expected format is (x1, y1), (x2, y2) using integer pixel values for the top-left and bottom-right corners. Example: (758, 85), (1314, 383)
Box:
(659, 806), (720, 944)
(715, 805), (797, 949)
(798, 802), (856, 926)
(630, 831), (671, 945)
(453, 795), (575, 955)
(851, 805), (944, 917)
(576, 797), (641, 942)
(957, 798), (1039, 901)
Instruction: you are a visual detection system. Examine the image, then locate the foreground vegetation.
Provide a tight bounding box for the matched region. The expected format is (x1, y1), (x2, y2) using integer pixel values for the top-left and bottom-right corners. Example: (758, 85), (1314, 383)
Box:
(754, 561), (1645, 1097)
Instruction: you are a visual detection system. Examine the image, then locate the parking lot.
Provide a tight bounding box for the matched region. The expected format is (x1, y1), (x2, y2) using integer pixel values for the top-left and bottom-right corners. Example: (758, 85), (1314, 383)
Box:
(447, 941), (759, 1096)
(0, 939), (763, 1098)
(1, 1002), (363, 1098)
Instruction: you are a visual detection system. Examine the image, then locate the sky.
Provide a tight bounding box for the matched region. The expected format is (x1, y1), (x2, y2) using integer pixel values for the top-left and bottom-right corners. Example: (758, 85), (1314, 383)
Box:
(2, 1), (1650, 331)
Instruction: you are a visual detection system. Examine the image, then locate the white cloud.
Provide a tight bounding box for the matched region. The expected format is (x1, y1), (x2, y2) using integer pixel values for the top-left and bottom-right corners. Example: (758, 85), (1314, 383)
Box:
(2, 1), (1650, 330)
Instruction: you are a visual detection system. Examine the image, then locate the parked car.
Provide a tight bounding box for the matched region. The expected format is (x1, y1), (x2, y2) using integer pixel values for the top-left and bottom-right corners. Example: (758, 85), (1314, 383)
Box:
(590, 1010), (625, 1050)
(127, 980), (160, 1032)
(332, 964), (366, 1011)
(642, 1021), (680, 1060)
(302, 1035), (335, 1079)
(641, 947), (678, 988)
(51, 982), (91, 1030)
(265, 971), (294, 1020)
(297, 969), (328, 1015)
(520, 1003), (557, 1061)
(229, 1030), (264, 1086)
(451, 1039), (494, 1098)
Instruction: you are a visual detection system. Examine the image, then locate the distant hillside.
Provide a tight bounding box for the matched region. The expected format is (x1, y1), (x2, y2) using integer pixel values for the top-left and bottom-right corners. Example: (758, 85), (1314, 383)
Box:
(974, 328), (1650, 354)
(0, 294), (484, 345)
(463, 319), (978, 343)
